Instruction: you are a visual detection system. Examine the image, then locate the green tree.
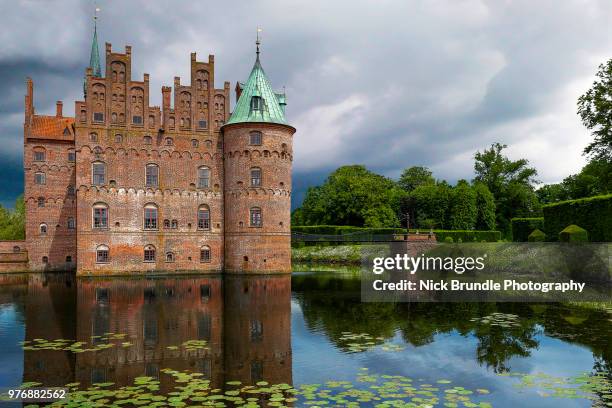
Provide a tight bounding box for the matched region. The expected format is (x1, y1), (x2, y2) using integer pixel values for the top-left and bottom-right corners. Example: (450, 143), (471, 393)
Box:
(398, 166), (435, 192)
(536, 159), (612, 204)
(298, 165), (403, 227)
(577, 59), (612, 161)
(0, 195), (25, 240)
(473, 143), (539, 235)
(448, 180), (477, 230)
(404, 182), (451, 229)
(473, 182), (496, 230)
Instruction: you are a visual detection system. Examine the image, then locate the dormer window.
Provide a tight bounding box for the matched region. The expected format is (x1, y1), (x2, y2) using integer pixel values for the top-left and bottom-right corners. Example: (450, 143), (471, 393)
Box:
(250, 96), (263, 111)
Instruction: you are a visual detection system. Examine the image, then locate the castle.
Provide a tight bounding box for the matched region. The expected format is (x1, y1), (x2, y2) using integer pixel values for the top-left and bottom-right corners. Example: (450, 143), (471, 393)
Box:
(19, 23), (295, 275)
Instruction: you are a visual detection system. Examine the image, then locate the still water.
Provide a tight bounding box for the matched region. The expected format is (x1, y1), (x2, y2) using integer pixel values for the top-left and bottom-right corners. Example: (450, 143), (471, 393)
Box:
(0, 271), (609, 407)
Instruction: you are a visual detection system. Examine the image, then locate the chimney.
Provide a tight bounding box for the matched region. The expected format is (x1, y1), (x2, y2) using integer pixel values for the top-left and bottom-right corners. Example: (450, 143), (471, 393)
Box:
(56, 101), (63, 118)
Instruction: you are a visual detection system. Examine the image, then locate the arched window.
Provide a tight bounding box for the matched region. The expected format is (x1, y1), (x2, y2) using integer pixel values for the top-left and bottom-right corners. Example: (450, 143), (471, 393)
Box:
(96, 245), (109, 263)
(111, 112), (118, 123)
(171, 219), (178, 229)
(115, 134), (123, 143)
(145, 164), (159, 187)
(37, 197), (45, 207)
(197, 167), (210, 189)
(198, 205), (210, 230)
(144, 245), (156, 262)
(90, 132), (98, 142)
(35, 172), (46, 185)
(249, 131), (262, 145)
(144, 203), (158, 230)
(250, 167), (262, 187)
(92, 162), (106, 185)
(191, 139), (199, 148)
(165, 252), (175, 263)
(93, 203), (108, 229)
(144, 135), (152, 145)
(39, 223), (47, 235)
(200, 246), (211, 263)
(34, 148), (46, 162)
(250, 96), (263, 111)
(165, 137), (173, 146)
(67, 217), (75, 229)
(163, 219), (170, 229)
(250, 207), (262, 227)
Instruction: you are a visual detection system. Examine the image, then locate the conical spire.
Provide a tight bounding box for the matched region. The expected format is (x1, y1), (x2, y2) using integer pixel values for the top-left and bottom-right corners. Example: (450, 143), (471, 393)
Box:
(226, 33), (288, 126)
(89, 8), (102, 77)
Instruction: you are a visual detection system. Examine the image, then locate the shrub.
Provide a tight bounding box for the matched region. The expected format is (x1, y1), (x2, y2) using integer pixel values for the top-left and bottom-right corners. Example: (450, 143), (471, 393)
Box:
(444, 236), (454, 243)
(527, 229), (546, 242)
(543, 194), (612, 242)
(431, 230), (501, 243)
(559, 225), (589, 243)
(448, 180), (477, 230)
(512, 217), (544, 242)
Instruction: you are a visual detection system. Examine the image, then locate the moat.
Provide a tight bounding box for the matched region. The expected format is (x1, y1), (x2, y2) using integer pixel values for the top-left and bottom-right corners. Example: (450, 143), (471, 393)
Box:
(0, 270), (610, 407)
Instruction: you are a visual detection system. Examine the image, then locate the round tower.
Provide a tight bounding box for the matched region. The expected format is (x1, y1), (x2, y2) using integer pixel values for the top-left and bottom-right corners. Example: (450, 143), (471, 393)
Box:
(221, 44), (296, 273)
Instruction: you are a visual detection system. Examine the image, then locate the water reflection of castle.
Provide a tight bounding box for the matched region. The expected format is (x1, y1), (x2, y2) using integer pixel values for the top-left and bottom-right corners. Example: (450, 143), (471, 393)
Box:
(20, 273), (291, 389)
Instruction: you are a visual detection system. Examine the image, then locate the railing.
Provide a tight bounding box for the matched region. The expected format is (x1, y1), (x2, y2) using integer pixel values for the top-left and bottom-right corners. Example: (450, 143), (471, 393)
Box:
(291, 231), (435, 243)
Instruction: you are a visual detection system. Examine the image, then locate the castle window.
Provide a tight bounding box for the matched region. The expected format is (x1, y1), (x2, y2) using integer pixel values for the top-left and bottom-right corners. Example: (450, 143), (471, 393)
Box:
(92, 162), (106, 185)
(144, 204), (158, 230)
(42, 256), (48, 264)
(171, 219), (178, 229)
(80, 110), (86, 122)
(250, 320), (263, 342)
(197, 206), (210, 230)
(67, 185), (75, 196)
(163, 219), (170, 229)
(133, 115), (143, 125)
(67, 217), (75, 229)
(191, 139), (199, 148)
(169, 117), (175, 128)
(39, 223), (47, 235)
(35, 172), (46, 185)
(250, 167), (262, 187)
(200, 246), (211, 263)
(34, 150), (45, 161)
(115, 134), (123, 143)
(90, 132), (98, 142)
(250, 96), (263, 111)
(198, 120), (207, 129)
(68, 151), (76, 162)
(144, 135), (152, 145)
(93, 203), (108, 229)
(249, 131), (262, 146)
(111, 112), (117, 123)
(197, 167), (210, 189)
(96, 245), (109, 263)
(165, 252), (174, 263)
(63, 127), (71, 136)
(144, 245), (156, 262)
(250, 207), (262, 227)
(145, 164), (159, 188)
(93, 112), (104, 123)
(37, 197), (45, 207)
(165, 137), (173, 146)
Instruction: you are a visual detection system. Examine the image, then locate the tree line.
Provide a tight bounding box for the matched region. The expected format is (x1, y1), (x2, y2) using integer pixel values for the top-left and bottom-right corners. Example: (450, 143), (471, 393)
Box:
(293, 58), (612, 237)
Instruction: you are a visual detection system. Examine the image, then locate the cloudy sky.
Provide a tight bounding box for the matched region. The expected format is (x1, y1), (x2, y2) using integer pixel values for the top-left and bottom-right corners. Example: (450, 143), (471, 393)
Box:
(1, 0), (611, 208)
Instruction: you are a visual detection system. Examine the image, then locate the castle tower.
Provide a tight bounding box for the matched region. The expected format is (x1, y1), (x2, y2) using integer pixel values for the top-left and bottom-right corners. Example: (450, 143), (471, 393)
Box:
(221, 39), (295, 273)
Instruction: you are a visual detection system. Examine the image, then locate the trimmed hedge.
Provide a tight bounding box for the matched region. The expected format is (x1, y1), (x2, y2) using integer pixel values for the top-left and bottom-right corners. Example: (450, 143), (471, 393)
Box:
(511, 217), (544, 242)
(543, 194), (612, 242)
(292, 225), (501, 243)
(559, 225), (589, 243)
(528, 229), (546, 242)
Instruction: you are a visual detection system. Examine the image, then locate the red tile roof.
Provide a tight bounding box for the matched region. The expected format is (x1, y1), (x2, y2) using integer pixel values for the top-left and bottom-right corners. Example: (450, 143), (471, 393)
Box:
(30, 115), (75, 141)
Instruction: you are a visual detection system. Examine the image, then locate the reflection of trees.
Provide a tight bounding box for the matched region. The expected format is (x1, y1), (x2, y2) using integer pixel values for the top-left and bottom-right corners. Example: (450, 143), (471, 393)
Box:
(474, 325), (540, 373)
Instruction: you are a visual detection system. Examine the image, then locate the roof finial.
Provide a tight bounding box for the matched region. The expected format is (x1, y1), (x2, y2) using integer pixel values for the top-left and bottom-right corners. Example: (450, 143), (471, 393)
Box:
(256, 27), (262, 58)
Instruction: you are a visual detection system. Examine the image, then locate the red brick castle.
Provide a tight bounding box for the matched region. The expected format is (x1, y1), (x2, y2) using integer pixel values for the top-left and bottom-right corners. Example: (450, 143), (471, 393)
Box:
(22, 23), (295, 275)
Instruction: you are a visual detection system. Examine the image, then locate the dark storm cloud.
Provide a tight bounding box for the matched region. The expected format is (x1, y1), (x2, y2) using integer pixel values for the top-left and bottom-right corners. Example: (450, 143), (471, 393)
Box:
(1, 0), (611, 208)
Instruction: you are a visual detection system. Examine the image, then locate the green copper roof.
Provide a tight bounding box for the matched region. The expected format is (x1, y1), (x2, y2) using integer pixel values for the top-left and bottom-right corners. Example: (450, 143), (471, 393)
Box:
(226, 54), (288, 125)
(89, 23), (102, 77)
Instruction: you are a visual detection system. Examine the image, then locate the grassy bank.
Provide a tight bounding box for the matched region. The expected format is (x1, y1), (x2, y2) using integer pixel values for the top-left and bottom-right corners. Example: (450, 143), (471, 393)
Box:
(292, 244), (371, 264)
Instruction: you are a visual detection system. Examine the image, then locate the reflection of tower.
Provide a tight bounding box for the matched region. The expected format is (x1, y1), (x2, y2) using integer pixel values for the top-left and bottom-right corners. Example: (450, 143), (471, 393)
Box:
(222, 36), (296, 273)
(223, 275), (292, 385)
(73, 277), (225, 390)
(22, 273), (77, 387)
